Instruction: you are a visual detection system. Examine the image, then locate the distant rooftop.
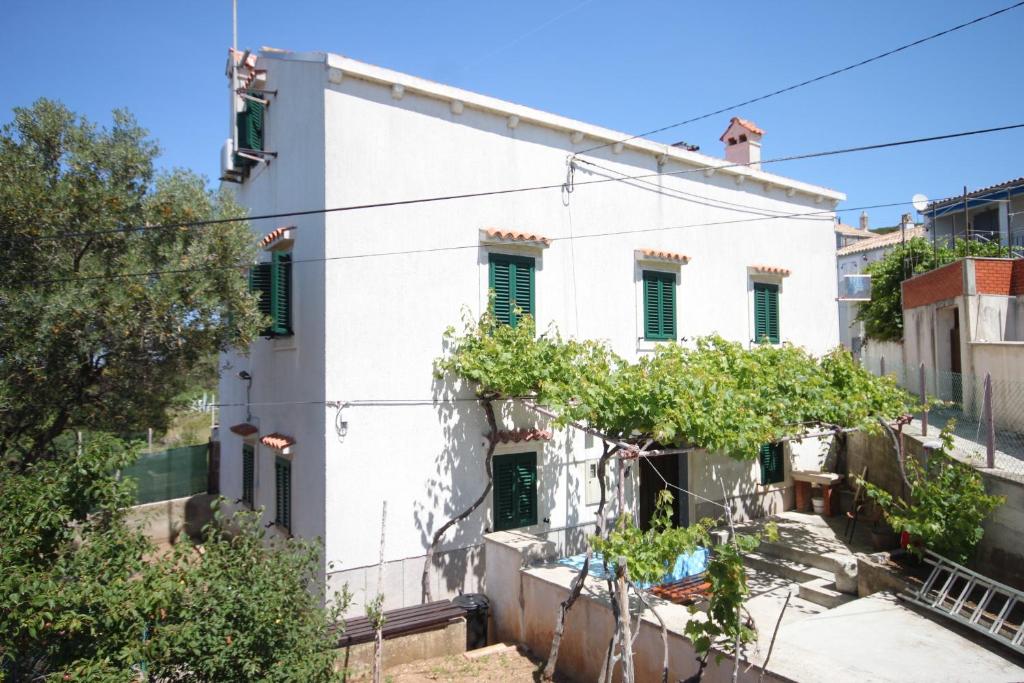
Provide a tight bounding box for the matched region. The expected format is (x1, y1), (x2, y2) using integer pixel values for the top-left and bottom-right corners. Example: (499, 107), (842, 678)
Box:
(836, 225), (926, 256)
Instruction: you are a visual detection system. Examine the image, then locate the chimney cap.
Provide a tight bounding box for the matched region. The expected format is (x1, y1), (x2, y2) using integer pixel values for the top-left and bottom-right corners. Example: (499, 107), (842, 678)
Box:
(719, 116), (765, 142)
(859, 210), (869, 230)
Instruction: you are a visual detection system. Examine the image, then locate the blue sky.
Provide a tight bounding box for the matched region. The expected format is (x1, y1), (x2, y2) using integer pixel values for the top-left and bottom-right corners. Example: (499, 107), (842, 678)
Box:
(2, 0), (1021, 228)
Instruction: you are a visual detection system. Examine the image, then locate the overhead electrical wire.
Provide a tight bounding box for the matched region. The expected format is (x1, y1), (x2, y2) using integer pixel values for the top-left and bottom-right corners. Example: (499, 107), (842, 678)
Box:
(23, 122), (1024, 244)
(576, 1), (1024, 154)
(9, 197), (933, 287)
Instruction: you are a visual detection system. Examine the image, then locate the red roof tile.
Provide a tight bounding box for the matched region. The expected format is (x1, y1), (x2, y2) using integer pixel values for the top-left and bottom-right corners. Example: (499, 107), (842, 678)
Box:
(639, 249), (690, 264)
(259, 225), (296, 249)
(719, 116), (765, 141)
(483, 227), (551, 247)
(749, 264), (791, 277)
(230, 423), (259, 437)
(495, 429), (552, 444)
(260, 433), (295, 450)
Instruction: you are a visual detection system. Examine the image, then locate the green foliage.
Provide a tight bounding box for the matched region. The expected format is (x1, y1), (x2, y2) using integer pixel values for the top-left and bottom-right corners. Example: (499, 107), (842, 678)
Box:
(861, 429), (1004, 563)
(0, 437), (347, 681)
(436, 311), (916, 459)
(590, 491), (714, 585)
(684, 533), (763, 661)
(857, 237), (1007, 343)
(0, 100), (263, 462)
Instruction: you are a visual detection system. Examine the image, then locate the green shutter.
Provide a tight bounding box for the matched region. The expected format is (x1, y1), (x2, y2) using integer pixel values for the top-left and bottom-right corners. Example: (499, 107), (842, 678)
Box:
(270, 252), (292, 336)
(237, 97), (265, 151)
(759, 443), (785, 485)
(643, 271), (676, 341)
(494, 254), (535, 326)
(753, 282), (779, 344)
(493, 452), (538, 531)
(275, 457), (291, 530)
(489, 254), (535, 327)
(242, 444), (254, 506)
(249, 262), (273, 335)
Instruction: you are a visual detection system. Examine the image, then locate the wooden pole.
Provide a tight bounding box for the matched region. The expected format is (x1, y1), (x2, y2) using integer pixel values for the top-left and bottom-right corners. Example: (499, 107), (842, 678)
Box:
(373, 501), (387, 683)
(616, 557), (634, 683)
(985, 373), (995, 468)
(920, 363), (928, 436)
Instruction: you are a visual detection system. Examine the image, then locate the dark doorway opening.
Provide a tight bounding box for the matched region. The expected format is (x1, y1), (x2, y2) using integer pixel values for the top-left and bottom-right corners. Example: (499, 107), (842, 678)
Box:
(638, 453), (689, 530)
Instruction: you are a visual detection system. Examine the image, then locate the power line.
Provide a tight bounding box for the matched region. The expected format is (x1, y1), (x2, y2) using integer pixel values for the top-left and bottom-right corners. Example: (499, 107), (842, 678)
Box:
(577, 1), (1024, 154)
(24, 122), (1024, 244)
(13, 197), (913, 287)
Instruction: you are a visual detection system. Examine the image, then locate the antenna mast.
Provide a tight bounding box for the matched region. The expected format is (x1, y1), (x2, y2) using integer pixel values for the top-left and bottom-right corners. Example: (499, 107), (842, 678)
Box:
(230, 0), (238, 151)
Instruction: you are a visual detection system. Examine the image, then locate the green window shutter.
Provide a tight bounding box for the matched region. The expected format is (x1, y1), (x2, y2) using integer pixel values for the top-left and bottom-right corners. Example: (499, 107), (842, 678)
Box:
(753, 282), (779, 344)
(237, 97), (265, 151)
(759, 443), (785, 485)
(489, 254), (535, 328)
(242, 444), (254, 506)
(643, 271), (676, 341)
(249, 262), (273, 335)
(270, 252), (292, 336)
(275, 457), (291, 530)
(493, 452), (538, 531)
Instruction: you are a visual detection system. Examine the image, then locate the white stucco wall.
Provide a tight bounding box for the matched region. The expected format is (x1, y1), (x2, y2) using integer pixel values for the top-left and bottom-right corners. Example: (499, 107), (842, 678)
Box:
(220, 52), (845, 609)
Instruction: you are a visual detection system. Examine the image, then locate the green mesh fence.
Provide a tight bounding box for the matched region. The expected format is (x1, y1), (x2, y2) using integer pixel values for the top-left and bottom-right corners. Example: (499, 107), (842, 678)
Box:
(123, 444), (209, 505)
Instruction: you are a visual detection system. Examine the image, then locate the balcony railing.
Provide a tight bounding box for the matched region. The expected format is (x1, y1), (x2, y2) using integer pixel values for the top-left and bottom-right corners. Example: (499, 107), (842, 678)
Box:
(838, 274), (871, 301)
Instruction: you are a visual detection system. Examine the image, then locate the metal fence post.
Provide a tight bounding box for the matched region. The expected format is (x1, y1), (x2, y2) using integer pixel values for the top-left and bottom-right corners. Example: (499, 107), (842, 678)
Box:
(985, 372), (995, 468)
(920, 363), (928, 436)
(880, 355), (886, 377)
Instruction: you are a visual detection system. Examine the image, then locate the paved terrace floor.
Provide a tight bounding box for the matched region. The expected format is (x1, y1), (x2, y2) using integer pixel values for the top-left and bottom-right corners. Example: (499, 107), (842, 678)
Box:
(529, 511), (1024, 681)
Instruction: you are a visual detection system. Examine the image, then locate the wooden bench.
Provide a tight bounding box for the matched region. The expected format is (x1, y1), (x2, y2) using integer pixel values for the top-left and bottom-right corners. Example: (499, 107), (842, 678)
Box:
(333, 600), (469, 647)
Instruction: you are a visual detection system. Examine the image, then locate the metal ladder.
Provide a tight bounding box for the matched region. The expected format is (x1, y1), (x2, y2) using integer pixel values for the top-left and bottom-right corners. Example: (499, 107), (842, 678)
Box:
(903, 549), (1024, 655)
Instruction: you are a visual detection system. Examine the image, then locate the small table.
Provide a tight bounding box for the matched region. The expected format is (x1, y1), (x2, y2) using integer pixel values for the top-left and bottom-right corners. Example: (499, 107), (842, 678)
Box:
(791, 470), (845, 517)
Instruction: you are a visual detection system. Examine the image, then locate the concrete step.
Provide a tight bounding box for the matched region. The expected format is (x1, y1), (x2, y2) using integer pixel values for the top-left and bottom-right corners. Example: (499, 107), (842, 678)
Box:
(743, 551), (833, 585)
(798, 577), (857, 609)
(758, 539), (851, 575)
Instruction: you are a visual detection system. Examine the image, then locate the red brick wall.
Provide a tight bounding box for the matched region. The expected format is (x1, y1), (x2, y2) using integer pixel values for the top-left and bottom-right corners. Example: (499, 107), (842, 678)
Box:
(902, 260), (963, 309)
(974, 259), (1014, 295)
(1012, 260), (1024, 295)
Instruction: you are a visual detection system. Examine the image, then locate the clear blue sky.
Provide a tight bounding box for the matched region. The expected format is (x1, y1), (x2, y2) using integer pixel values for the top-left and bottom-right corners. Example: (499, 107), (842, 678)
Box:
(2, 1), (1021, 228)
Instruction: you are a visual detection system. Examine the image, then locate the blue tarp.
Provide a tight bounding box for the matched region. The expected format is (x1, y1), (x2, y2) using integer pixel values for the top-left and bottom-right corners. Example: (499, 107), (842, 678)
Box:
(558, 547), (710, 588)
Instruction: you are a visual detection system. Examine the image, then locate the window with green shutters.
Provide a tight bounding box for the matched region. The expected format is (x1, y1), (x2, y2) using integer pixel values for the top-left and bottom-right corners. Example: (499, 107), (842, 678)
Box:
(759, 443), (785, 485)
(489, 254), (535, 327)
(241, 444), (254, 506)
(753, 282), (780, 344)
(643, 270), (677, 341)
(275, 457), (291, 530)
(493, 452), (538, 531)
(248, 251), (292, 337)
(236, 97), (265, 159)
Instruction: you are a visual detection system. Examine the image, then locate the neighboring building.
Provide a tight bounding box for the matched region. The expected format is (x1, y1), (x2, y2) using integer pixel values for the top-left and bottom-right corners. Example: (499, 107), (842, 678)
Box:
(922, 177), (1024, 250)
(834, 211), (875, 250)
(216, 49), (845, 611)
(836, 215), (924, 355)
(901, 257), (1024, 428)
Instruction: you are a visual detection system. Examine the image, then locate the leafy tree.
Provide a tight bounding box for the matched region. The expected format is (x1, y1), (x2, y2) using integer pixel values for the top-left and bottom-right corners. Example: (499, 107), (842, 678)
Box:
(860, 428), (1003, 563)
(0, 100), (263, 463)
(0, 437), (347, 681)
(856, 237), (1006, 343)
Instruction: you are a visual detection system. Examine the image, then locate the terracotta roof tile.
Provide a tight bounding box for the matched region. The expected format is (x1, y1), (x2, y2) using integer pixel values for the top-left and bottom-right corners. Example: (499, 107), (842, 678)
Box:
(482, 227), (551, 247)
(260, 433), (295, 450)
(719, 116), (765, 141)
(638, 249), (690, 264)
(230, 423), (259, 437)
(749, 264), (791, 277)
(259, 225), (296, 249)
(836, 225), (925, 257)
(495, 429), (552, 444)
(834, 223), (873, 237)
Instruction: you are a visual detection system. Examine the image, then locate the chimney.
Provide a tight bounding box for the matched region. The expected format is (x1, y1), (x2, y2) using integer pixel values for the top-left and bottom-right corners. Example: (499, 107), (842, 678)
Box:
(859, 211), (869, 230)
(719, 117), (763, 171)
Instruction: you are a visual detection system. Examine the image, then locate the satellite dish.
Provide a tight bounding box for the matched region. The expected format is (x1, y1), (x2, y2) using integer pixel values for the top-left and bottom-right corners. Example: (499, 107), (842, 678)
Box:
(912, 193), (929, 213)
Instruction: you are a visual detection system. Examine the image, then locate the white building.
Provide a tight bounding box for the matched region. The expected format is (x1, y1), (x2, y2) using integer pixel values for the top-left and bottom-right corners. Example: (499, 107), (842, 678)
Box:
(836, 215), (924, 355)
(216, 49), (845, 611)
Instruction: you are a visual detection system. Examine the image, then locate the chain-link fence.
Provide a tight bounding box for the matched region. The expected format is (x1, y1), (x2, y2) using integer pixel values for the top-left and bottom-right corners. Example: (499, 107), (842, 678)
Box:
(867, 357), (1024, 478)
(122, 444), (209, 505)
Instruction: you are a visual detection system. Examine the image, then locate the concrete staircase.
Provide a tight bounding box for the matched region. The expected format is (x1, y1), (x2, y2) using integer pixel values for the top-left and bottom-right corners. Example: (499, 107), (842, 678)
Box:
(743, 539), (857, 610)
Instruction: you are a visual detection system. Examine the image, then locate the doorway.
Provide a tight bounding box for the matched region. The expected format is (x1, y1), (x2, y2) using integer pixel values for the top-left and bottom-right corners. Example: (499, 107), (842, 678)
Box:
(638, 453), (689, 529)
